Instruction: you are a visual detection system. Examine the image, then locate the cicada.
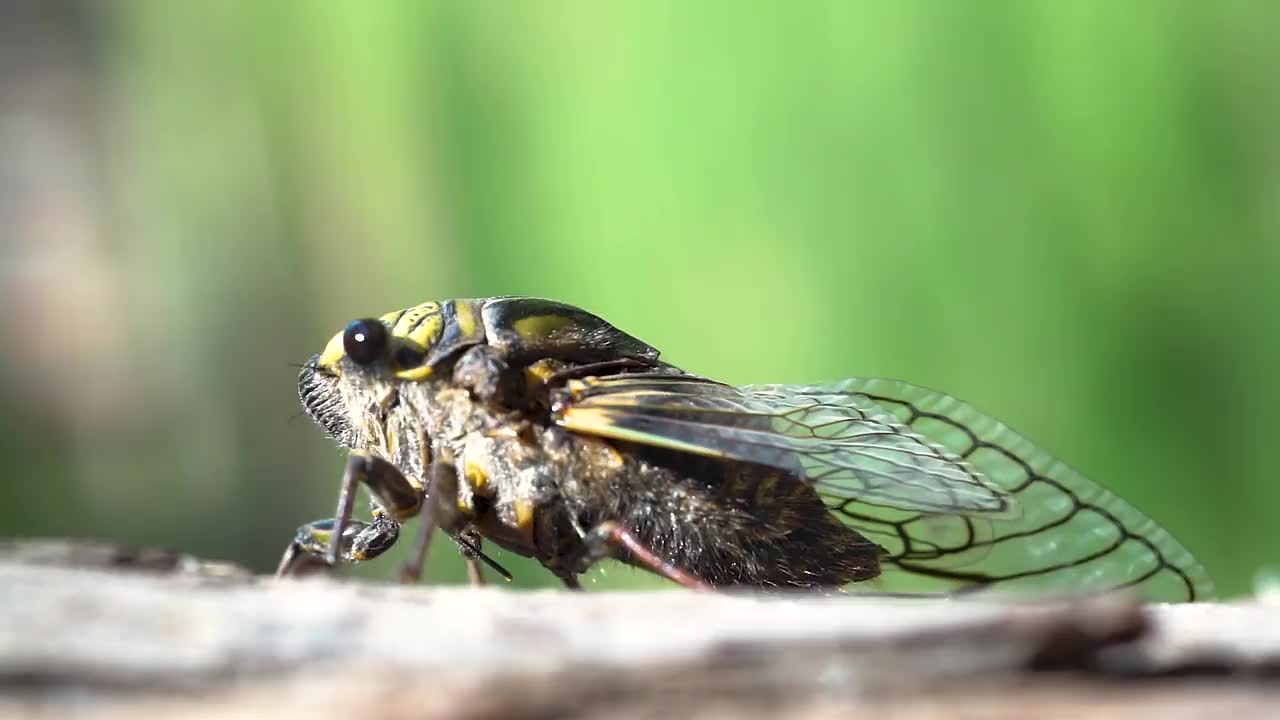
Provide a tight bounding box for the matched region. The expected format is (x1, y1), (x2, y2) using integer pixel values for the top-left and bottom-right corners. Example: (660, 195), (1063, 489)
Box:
(277, 296), (1213, 602)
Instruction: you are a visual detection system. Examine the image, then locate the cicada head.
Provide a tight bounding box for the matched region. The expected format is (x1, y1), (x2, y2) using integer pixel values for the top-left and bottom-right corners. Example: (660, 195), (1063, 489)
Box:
(298, 302), (454, 447)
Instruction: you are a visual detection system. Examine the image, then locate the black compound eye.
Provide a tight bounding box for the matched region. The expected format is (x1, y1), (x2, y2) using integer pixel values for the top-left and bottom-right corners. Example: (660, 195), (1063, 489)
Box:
(343, 318), (387, 366)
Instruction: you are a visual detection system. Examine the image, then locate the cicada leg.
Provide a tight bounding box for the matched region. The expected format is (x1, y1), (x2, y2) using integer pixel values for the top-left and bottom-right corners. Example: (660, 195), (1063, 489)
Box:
(393, 461), (514, 586)
(454, 531), (514, 584)
(397, 461), (466, 583)
(571, 520), (713, 592)
(275, 452), (420, 577)
(275, 515), (401, 576)
(455, 529), (489, 586)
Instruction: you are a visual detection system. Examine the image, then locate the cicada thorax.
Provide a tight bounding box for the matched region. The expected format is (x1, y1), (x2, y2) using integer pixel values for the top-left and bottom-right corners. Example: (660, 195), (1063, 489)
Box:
(377, 297), (661, 381)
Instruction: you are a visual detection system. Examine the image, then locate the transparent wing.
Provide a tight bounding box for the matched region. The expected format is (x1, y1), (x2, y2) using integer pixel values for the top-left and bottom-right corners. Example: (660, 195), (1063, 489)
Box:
(556, 374), (1013, 515)
(553, 374), (1214, 601)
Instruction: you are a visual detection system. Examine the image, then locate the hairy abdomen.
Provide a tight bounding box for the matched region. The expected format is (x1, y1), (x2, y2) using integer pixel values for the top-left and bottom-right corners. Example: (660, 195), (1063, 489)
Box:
(560, 439), (884, 589)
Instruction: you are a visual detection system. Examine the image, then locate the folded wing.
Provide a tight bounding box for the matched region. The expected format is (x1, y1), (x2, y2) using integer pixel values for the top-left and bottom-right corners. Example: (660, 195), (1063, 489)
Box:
(553, 374), (1213, 601)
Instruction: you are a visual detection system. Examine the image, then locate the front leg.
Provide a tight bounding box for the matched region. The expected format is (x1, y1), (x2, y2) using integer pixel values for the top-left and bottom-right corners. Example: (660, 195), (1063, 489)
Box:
(456, 528), (489, 586)
(275, 451), (421, 577)
(396, 461), (517, 585)
(275, 515), (400, 576)
(397, 460), (471, 583)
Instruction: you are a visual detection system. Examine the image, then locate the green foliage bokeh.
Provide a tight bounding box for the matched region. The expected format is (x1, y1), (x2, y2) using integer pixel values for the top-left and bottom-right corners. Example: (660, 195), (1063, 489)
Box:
(2, 2), (1276, 596)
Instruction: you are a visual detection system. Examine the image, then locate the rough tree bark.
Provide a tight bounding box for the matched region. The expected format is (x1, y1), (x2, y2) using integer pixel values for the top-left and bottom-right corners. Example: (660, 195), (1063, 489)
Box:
(0, 540), (1276, 719)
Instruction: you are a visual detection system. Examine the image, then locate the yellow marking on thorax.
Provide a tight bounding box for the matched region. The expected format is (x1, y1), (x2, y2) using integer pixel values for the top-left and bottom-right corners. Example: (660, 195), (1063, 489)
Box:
(388, 498), (423, 522)
(523, 359), (568, 398)
(454, 300), (477, 338)
(393, 302), (444, 349)
(514, 500), (535, 530)
(379, 308), (407, 325)
(524, 360), (559, 385)
(392, 302), (439, 333)
(317, 332), (345, 369)
(408, 320), (442, 348)
(394, 365), (433, 381)
(464, 462), (490, 493)
(385, 302), (444, 381)
(513, 314), (572, 341)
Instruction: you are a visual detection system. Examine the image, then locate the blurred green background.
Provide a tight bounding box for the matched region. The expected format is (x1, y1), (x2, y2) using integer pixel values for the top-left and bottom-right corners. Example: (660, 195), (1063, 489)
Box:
(1, 1), (1276, 598)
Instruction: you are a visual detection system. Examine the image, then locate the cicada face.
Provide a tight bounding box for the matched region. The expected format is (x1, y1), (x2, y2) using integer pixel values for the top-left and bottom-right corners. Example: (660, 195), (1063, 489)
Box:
(297, 304), (442, 449)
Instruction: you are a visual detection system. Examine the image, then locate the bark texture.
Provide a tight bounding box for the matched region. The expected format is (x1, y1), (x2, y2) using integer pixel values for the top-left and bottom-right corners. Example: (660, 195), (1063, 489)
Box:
(0, 540), (1276, 719)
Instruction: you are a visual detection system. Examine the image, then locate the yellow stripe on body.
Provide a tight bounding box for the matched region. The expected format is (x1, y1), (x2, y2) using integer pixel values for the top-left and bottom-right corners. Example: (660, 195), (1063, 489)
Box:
(379, 308), (407, 326)
(558, 407), (726, 458)
(317, 332), (346, 369)
(464, 461), (490, 493)
(387, 302), (444, 381)
(512, 314), (572, 341)
(394, 365), (433, 381)
(514, 500), (534, 529)
(392, 302), (440, 335)
(454, 300), (477, 338)
(394, 302), (444, 349)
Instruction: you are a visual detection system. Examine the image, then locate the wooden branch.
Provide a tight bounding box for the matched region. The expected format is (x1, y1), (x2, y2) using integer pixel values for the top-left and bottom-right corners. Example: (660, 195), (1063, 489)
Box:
(0, 540), (1276, 719)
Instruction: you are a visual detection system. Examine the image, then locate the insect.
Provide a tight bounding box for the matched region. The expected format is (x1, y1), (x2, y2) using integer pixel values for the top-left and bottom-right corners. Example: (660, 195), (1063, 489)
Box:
(276, 296), (1214, 601)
